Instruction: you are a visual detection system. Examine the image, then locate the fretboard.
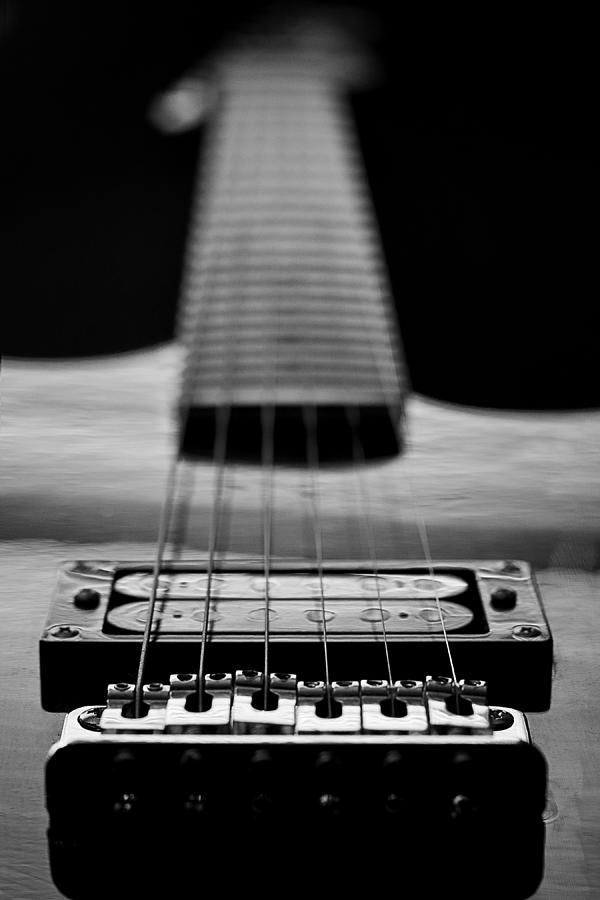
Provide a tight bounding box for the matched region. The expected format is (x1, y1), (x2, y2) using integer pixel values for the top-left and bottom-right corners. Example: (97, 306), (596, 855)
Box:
(178, 39), (406, 462)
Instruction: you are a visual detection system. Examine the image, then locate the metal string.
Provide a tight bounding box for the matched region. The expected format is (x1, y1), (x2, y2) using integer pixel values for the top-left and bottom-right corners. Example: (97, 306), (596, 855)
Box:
(400, 418), (458, 684)
(346, 405), (393, 685)
(261, 404), (276, 707)
(302, 404), (332, 715)
(133, 455), (181, 717)
(196, 405), (231, 708)
(338, 98), (460, 686)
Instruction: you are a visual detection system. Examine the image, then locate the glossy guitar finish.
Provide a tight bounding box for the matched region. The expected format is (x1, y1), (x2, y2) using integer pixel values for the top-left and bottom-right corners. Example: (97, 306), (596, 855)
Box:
(1, 348), (599, 896)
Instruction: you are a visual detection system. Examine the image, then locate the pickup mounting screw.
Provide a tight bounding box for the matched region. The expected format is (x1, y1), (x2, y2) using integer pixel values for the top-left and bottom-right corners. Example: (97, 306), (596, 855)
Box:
(512, 624), (542, 640)
(73, 588), (101, 609)
(491, 587), (517, 610)
(500, 560), (522, 575)
(50, 625), (80, 639)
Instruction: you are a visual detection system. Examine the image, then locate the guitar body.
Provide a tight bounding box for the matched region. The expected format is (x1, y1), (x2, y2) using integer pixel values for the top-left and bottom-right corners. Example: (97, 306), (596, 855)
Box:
(1, 347), (599, 896)
(2, 5), (600, 896)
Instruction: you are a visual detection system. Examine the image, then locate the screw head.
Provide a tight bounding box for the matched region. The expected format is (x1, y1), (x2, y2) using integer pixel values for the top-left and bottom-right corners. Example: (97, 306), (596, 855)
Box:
(147, 682), (163, 691)
(114, 682), (130, 692)
(77, 707), (106, 732)
(491, 587), (518, 610)
(50, 624), (80, 639)
(73, 588), (101, 609)
(489, 708), (515, 731)
(209, 672), (227, 681)
(500, 560), (522, 575)
(512, 624), (543, 640)
(242, 669), (259, 679)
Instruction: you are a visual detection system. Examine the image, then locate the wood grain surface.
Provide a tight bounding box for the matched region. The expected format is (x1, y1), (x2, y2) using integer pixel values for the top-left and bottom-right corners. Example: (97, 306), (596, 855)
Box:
(1, 346), (599, 897)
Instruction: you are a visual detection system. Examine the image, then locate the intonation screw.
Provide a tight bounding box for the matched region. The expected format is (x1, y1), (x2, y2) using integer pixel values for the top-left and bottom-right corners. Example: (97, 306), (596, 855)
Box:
(115, 683), (130, 692)
(512, 624), (542, 640)
(50, 625), (80, 639)
(147, 682), (163, 691)
(73, 588), (101, 610)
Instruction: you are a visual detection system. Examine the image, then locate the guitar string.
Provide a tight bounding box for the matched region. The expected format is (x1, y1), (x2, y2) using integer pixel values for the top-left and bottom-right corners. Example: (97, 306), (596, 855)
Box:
(261, 404), (276, 708)
(196, 404), (231, 708)
(303, 404), (333, 715)
(335, 104), (460, 689)
(133, 454), (181, 718)
(345, 405), (393, 686)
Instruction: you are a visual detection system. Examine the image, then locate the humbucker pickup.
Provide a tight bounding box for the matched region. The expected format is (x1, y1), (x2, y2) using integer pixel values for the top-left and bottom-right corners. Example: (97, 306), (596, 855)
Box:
(47, 692), (546, 899)
(40, 559), (553, 712)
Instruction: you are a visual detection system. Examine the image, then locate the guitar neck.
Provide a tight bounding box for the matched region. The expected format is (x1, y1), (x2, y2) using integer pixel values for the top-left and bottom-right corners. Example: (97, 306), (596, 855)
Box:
(178, 37), (406, 462)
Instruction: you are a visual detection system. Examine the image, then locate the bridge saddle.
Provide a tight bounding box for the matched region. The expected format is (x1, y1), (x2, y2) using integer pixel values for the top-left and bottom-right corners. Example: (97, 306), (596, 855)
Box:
(93, 671), (498, 736)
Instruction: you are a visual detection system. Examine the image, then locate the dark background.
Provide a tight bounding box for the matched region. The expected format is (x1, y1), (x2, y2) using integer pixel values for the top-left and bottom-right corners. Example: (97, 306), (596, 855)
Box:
(1, 2), (598, 408)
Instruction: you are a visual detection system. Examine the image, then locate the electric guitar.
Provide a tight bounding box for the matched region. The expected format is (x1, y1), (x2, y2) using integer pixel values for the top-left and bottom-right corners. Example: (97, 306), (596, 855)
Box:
(1, 7), (599, 899)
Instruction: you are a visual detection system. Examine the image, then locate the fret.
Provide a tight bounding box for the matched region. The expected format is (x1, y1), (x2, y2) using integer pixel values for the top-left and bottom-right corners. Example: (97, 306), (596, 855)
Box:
(179, 46), (405, 462)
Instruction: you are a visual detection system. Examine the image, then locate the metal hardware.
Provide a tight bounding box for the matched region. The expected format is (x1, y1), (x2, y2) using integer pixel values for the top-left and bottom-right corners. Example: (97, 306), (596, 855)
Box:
(165, 672), (233, 733)
(512, 624), (543, 640)
(232, 670), (297, 733)
(73, 588), (101, 609)
(425, 676), (491, 734)
(491, 587), (518, 610)
(296, 680), (361, 733)
(41, 559), (553, 713)
(361, 678), (428, 733)
(100, 682), (169, 733)
(49, 624), (80, 639)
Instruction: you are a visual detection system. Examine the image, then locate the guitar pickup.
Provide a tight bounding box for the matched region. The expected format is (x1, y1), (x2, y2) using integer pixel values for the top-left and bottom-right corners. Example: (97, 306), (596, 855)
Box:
(47, 704), (546, 899)
(40, 559), (553, 713)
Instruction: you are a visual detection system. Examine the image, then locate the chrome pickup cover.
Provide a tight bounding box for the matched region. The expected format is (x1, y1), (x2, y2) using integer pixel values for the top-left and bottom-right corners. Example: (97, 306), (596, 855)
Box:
(40, 559), (553, 713)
